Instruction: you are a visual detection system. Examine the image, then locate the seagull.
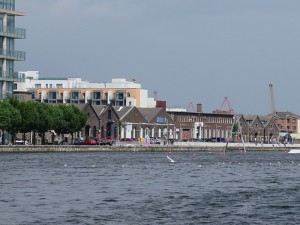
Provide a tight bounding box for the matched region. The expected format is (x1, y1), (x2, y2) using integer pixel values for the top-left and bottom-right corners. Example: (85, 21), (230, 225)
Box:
(167, 155), (175, 163)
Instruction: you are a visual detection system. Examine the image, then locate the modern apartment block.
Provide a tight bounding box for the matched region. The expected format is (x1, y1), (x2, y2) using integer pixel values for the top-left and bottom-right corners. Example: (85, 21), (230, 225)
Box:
(0, 0), (25, 99)
(14, 72), (157, 108)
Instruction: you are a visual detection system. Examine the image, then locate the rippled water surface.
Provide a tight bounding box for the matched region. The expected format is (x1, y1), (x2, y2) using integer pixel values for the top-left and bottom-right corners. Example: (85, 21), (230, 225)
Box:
(1, 151), (300, 224)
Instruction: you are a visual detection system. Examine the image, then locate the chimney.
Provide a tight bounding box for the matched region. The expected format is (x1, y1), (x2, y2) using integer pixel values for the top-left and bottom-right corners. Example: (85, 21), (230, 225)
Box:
(197, 103), (203, 113)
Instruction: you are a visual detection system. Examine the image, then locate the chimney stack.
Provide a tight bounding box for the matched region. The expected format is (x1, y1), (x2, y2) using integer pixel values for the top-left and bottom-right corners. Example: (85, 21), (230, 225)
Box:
(197, 103), (203, 113)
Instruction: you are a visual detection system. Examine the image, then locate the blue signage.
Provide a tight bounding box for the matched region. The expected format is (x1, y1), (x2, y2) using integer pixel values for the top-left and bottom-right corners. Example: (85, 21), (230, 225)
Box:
(156, 117), (167, 124)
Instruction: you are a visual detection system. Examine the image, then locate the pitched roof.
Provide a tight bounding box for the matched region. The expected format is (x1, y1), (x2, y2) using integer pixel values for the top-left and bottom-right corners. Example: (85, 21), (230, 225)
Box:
(91, 105), (107, 116)
(242, 114), (273, 127)
(138, 108), (163, 122)
(243, 114), (257, 121)
(274, 111), (300, 119)
(113, 106), (134, 120)
(74, 103), (87, 111)
(259, 115), (273, 124)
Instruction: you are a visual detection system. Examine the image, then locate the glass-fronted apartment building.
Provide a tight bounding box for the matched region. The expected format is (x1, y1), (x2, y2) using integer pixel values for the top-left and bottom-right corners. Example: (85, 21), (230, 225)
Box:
(0, 0), (25, 99)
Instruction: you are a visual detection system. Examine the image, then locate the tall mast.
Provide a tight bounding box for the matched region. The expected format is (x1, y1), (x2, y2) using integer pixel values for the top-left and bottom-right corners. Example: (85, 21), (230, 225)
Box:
(269, 83), (276, 114)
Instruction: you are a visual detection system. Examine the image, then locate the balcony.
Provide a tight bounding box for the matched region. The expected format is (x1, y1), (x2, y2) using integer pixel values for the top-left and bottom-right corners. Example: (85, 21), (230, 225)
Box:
(0, 49), (26, 61)
(0, 71), (25, 82)
(0, 26), (26, 39)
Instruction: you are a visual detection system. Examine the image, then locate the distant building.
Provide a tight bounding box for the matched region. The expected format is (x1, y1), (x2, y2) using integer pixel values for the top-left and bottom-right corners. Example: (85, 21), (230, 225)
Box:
(242, 114), (280, 143)
(167, 107), (234, 141)
(14, 72), (156, 108)
(0, 0), (25, 99)
(272, 111), (300, 133)
(77, 104), (174, 141)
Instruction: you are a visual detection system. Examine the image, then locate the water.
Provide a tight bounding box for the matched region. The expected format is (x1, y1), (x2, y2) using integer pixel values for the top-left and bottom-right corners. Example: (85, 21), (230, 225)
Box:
(1, 151), (300, 225)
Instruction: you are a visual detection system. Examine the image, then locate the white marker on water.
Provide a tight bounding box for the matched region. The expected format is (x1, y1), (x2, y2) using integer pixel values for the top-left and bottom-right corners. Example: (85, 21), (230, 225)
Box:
(167, 155), (175, 163)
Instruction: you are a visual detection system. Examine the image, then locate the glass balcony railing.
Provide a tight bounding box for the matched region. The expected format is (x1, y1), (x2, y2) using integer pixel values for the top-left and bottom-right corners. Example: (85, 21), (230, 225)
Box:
(0, 71), (25, 82)
(0, 2), (15, 11)
(0, 26), (26, 39)
(0, 49), (25, 61)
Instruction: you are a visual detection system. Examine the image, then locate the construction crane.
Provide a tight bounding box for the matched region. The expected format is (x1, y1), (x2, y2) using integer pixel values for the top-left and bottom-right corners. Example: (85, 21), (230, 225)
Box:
(153, 90), (158, 101)
(187, 102), (195, 112)
(269, 83), (276, 114)
(213, 97), (234, 114)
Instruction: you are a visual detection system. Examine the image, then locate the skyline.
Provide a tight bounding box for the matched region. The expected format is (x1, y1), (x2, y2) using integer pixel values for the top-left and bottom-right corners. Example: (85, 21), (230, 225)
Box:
(15, 0), (300, 115)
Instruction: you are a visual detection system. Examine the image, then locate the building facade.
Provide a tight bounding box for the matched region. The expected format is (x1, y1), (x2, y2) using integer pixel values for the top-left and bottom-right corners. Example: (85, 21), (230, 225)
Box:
(0, 0), (25, 99)
(167, 109), (234, 141)
(78, 104), (175, 141)
(14, 73), (156, 108)
(272, 112), (300, 133)
(242, 115), (280, 143)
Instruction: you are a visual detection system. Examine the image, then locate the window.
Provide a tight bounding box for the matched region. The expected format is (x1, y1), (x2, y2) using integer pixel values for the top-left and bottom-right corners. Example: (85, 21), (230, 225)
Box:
(93, 91), (101, 99)
(48, 91), (57, 103)
(70, 91), (80, 103)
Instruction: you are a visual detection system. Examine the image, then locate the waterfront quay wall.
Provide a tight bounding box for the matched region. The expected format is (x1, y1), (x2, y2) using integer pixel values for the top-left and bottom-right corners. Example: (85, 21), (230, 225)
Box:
(0, 142), (297, 153)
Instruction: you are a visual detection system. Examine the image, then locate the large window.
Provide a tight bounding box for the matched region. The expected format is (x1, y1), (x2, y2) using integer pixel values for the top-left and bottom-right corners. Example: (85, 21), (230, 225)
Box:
(48, 91), (57, 103)
(92, 90), (101, 105)
(0, 0), (15, 11)
(70, 91), (80, 103)
(6, 60), (13, 74)
(7, 15), (15, 30)
(114, 90), (126, 106)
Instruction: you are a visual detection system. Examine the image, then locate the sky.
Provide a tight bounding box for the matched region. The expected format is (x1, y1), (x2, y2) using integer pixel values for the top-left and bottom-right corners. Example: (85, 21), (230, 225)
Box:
(15, 0), (300, 115)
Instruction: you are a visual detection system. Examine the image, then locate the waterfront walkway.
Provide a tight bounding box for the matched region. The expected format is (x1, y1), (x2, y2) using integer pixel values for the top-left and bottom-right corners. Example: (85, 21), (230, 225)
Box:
(0, 142), (298, 153)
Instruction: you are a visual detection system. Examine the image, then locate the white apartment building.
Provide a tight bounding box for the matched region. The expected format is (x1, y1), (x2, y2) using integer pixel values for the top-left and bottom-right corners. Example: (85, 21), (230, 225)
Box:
(14, 71), (156, 108)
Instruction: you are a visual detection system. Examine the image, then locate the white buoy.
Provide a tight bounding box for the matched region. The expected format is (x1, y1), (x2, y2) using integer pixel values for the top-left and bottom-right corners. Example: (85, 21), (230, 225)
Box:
(167, 155), (175, 163)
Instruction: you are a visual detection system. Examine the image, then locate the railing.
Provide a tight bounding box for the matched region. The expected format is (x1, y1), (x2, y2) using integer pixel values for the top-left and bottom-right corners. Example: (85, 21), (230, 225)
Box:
(0, 71), (25, 82)
(0, 26), (26, 39)
(0, 49), (25, 61)
(0, 2), (15, 11)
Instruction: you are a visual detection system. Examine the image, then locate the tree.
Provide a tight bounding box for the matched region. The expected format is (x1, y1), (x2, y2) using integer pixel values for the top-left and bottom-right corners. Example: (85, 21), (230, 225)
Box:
(55, 104), (87, 140)
(36, 103), (56, 144)
(18, 101), (40, 144)
(0, 100), (21, 144)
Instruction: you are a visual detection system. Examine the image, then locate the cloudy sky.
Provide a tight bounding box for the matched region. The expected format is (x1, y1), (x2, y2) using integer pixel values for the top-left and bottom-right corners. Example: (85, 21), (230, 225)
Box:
(15, 0), (300, 115)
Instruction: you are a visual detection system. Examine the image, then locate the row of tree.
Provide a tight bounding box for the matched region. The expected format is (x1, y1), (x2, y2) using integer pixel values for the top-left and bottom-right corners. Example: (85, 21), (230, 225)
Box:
(0, 98), (87, 145)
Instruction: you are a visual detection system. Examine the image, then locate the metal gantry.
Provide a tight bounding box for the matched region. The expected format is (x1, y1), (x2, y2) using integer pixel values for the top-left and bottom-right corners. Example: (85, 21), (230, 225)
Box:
(224, 114), (246, 154)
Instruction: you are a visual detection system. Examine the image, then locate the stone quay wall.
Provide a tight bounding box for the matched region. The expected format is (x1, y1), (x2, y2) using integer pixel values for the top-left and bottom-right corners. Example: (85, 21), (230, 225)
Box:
(0, 142), (297, 153)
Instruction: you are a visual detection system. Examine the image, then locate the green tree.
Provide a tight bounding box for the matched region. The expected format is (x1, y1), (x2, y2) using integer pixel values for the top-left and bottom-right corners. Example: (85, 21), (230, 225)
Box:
(18, 101), (40, 144)
(0, 100), (21, 144)
(36, 103), (56, 144)
(55, 104), (87, 140)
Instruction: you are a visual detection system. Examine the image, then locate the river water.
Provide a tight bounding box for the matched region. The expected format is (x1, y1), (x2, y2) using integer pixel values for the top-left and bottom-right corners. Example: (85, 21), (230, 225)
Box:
(1, 151), (300, 225)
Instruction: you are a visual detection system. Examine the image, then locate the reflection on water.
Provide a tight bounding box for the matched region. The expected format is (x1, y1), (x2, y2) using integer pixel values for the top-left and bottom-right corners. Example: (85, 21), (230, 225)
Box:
(1, 151), (300, 224)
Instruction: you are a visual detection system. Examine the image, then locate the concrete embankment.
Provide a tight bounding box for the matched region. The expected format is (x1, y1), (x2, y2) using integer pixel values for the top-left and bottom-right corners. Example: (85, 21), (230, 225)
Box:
(0, 142), (298, 153)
